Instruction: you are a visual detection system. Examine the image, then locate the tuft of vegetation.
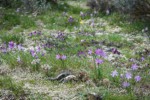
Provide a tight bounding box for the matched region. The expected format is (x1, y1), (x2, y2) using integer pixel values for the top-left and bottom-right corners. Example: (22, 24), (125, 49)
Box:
(0, 76), (25, 98)
(0, 33), (24, 44)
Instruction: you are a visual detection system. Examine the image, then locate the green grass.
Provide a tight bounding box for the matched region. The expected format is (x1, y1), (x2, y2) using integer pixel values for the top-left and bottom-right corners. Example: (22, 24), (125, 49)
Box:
(21, 16), (36, 29)
(28, 93), (52, 100)
(103, 93), (137, 100)
(97, 34), (133, 48)
(121, 20), (150, 33)
(0, 32), (24, 44)
(0, 9), (36, 30)
(38, 10), (80, 31)
(0, 76), (25, 97)
(0, 51), (33, 69)
(0, 13), (21, 30)
(99, 12), (150, 33)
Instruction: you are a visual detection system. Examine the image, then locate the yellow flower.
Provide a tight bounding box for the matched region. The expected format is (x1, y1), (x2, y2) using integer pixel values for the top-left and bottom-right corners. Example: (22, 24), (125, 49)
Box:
(80, 20), (84, 24)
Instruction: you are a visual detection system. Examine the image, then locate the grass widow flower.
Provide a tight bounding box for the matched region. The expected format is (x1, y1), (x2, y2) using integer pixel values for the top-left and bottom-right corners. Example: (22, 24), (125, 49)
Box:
(95, 58), (103, 65)
(95, 49), (106, 57)
(35, 46), (41, 52)
(56, 54), (61, 59)
(134, 75), (141, 82)
(68, 16), (74, 24)
(61, 55), (67, 60)
(8, 41), (15, 49)
(141, 57), (145, 61)
(111, 70), (118, 77)
(30, 49), (36, 57)
(56, 54), (67, 60)
(18, 44), (24, 51)
(88, 50), (93, 55)
(122, 81), (130, 88)
(131, 64), (138, 70)
(125, 72), (132, 80)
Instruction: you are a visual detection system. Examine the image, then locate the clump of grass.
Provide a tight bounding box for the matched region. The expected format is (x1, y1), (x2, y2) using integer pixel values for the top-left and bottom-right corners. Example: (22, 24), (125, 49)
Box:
(0, 33), (24, 44)
(103, 93), (137, 100)
(0, 9), (36, 30)
(1, 51), (29, 67)
(97, 34), (133, 47)
(20, 16), (36, 29)
(0, 76), (25, 98)
(0, 13), (21, 30)
(28, 93), (52, 100)
(99, 12), (150, 33)
(121, 20), (150, 33)
(38, 11), (80, 31)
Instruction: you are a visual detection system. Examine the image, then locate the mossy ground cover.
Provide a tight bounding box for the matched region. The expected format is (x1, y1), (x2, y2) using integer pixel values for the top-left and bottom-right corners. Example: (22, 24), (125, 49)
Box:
(0, 0), (150, 99)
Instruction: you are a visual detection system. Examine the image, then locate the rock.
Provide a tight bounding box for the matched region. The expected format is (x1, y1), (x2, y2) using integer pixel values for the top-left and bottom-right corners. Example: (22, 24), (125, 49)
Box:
(102, 78), (110, 87)
(86, 93), (102, 100)
(47, 71), (72, 81)
(60, 75), (77, 83)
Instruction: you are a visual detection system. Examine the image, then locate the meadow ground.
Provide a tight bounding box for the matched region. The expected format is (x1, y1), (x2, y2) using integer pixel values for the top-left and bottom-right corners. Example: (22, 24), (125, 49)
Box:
(0, 0), (150, 100)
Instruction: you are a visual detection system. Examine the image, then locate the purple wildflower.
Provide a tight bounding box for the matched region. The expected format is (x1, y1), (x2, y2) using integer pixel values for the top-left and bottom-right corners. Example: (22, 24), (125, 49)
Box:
(30, 49), (36, 57)
(35, 55), (39, 59)
(134, 75), (141, 82)
(130, 58), (135, 62)
(120, 74), (124, 78)
(125, 72), (132, 80)
(56, 54), (61, 59)
(18, 44), (24, 51)
(68, 16), (74, 23)
(57, 32), (65, 41)
(141, 57), (145, 61)
(37, 31), (42, 35)
(35, 46), (40, 52)
(33, 31), (37, 35)
(122, 82), (130, 88)
(8, 41), (15, 49)
(17, 56), (21, 62)
(95, 59), (103, 65)
(2, 49), (7, 53)
(0, 43), (7, 53)
(111, 70), (118, 77)
(112, 48), (120, 55)
(56, 54), (67, 60)
(88, 50), (92, 55)
(61, 55), (67, 60)
(95, 49), (106, 57)
(78, 51), (86, 57)
(29, 32), (33, 36)
(131, 64), (138, 70)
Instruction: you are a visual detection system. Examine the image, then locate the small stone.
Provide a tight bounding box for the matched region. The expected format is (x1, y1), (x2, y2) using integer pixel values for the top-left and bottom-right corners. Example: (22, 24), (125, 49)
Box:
(86, 93), (102, 100)
(102, 78), (110, 86)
